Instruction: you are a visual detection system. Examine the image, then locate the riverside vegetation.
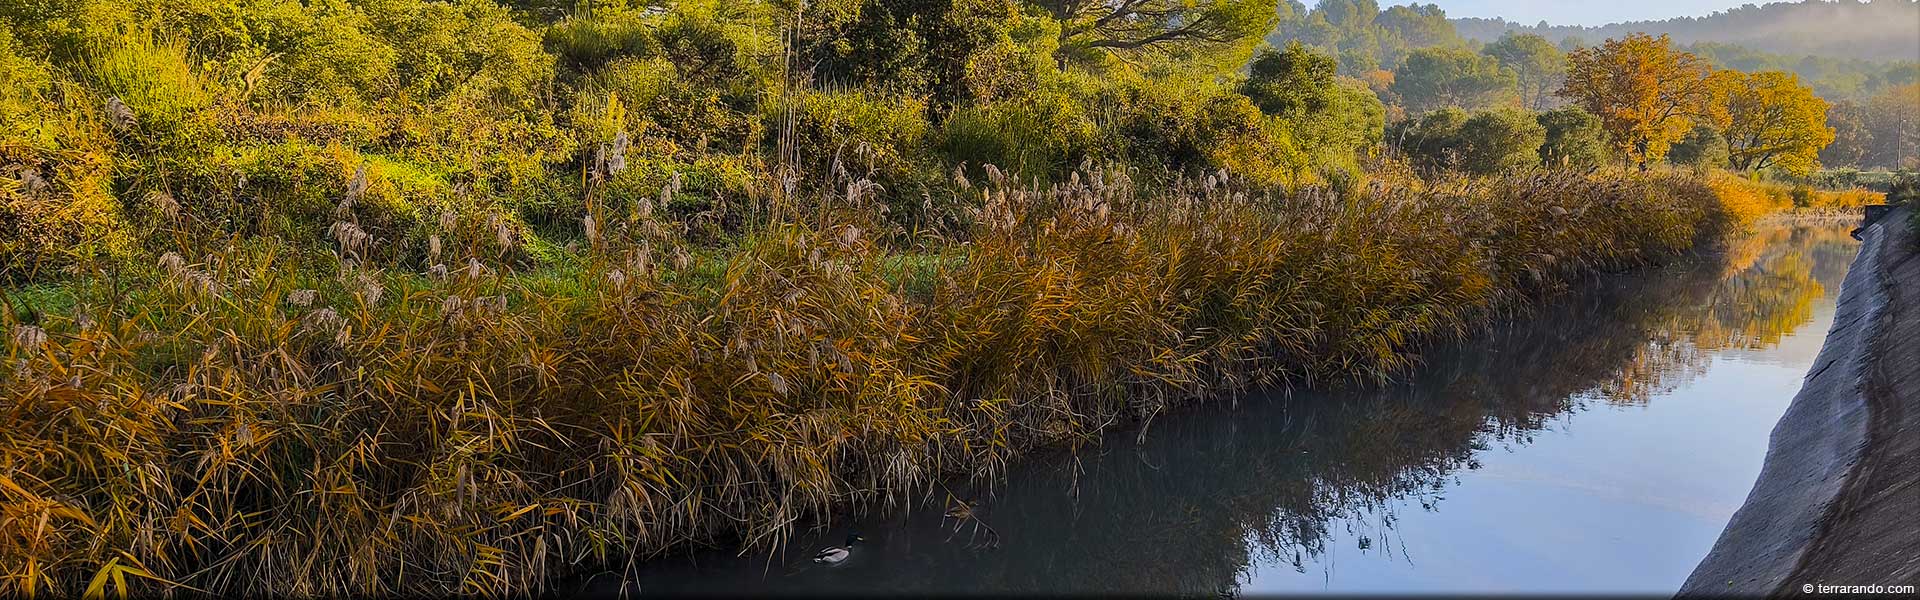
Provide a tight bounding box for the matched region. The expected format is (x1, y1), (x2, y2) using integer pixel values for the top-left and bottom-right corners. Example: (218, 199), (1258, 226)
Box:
(0, 1), (1895, 596)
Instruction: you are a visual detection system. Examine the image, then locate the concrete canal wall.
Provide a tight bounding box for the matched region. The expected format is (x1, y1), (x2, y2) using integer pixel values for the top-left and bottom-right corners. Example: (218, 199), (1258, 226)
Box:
(1681, 207), (1920, 596)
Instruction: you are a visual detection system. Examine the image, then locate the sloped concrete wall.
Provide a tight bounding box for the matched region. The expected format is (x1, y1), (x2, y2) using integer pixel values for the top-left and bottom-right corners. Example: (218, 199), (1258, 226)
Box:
(1680, 208), (1912, 596)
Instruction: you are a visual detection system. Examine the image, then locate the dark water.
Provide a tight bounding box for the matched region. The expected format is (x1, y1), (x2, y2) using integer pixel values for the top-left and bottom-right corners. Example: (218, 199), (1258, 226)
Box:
(570, 224), (1859, 597)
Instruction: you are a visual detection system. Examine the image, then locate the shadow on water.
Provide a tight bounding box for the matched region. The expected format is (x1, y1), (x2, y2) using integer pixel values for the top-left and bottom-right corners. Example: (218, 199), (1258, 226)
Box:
(563, 224), (1858, 597)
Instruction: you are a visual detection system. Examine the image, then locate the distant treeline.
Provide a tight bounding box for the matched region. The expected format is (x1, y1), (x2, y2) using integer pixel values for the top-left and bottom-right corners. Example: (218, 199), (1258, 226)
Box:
(1269, 0), (1920, 170)
(1453, 0), (1920, 63)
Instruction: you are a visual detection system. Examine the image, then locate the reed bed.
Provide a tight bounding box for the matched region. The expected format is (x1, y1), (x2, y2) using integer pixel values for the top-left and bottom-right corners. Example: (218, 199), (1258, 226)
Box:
(2, 165), (1736, 597)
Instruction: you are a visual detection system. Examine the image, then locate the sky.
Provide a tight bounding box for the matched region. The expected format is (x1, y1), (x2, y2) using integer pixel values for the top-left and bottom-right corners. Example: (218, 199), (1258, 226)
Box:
(1430, 1), (1757, 27)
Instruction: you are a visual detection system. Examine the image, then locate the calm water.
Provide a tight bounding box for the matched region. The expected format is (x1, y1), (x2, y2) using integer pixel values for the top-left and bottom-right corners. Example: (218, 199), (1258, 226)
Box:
(571, 224), (1859, 597)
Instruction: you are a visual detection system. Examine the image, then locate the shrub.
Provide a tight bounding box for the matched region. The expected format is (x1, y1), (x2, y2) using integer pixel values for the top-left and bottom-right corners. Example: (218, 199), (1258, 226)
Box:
(1537, 107), (1609, 168)
(1389, 107), (1471, 171)
(1669, 124), (1730, 171)
(1455, 107), (1546, 175)
(1, 32), (128, 277)
(782, 87), (932, 182)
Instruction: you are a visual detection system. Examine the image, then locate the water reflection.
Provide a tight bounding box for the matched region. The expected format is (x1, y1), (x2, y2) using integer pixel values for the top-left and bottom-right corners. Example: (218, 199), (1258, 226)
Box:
(580, 224), (1858, 597)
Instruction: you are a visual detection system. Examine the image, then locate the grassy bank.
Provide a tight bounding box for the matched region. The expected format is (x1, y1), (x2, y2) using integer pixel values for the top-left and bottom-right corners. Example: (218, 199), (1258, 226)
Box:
(1, 165), (1748, 596)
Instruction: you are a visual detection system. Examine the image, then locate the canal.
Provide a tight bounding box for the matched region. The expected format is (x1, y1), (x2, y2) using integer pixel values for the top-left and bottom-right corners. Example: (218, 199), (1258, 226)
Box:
(570, 223), (1860, 596)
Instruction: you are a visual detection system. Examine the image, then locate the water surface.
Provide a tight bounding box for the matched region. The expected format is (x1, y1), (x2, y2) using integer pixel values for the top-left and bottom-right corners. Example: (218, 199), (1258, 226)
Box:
(577, 224), (1859, 596)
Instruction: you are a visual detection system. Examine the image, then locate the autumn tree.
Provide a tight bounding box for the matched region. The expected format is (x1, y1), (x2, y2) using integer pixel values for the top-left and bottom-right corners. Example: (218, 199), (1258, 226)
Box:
(1700, 70), (1834, 175)
(1390, 46), (1516, 113)
(1482, 32), (1566, 111)
(1862, 83), (1920, 169)
(1558, 33), (1711, 170)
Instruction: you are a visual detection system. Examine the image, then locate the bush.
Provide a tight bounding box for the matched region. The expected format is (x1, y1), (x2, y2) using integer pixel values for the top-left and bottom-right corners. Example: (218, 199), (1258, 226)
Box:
(83, 36), (214, 138)
(1456, 107), (1546, 175)
(1390, 107), (1470, 171)
(1669, 124), (1730, 171)
(1242, 43), (1385, 177)
(782, 88), (932, 182)
(1393, 107), (1545, 175)
(1, 32), (128, 277)
(1537, 107), (1609, 168)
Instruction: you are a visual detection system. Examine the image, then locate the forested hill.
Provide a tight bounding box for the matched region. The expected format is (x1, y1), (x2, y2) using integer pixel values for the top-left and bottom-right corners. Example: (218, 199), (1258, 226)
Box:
(1453, 0), (1920, 63)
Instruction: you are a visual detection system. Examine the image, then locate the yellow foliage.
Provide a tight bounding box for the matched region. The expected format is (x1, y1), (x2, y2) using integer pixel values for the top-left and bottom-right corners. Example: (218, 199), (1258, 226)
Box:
(1560, 34), (1711, 166)
(1705, 174), (1789, 228)
(1703, 70), (1835, 176)
(1703, 173), (1881, 227)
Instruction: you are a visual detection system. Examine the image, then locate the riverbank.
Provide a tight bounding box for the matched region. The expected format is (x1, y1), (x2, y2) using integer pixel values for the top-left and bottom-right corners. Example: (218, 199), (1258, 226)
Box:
(1682, 205), (1920, 595)
(2, 168), (1749, 597)
(589, 222), (1859, 595)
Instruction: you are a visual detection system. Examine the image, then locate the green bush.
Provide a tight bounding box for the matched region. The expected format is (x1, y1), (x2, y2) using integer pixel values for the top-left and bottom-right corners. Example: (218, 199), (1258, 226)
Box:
(1, 30), (128, 277)
(83, 36), (214, 136)
(1669, 124), (1731, 171)
(1537, 107), (1610, 168)
(1393, 107), (1546, 175)
(1456, 107), (1546, 175)
(1242, 43), (1385, 176)
(783, 87), (932, 180)
(1390, 107), (1471, 171)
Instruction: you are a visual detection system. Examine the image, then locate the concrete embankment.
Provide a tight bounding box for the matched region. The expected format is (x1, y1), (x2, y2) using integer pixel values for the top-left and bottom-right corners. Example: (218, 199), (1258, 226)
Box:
(1681, 207), (1920, 596)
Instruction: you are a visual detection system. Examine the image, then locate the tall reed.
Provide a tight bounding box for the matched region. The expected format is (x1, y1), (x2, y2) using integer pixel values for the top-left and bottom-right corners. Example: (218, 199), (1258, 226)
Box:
(1, 165), (1739, 597)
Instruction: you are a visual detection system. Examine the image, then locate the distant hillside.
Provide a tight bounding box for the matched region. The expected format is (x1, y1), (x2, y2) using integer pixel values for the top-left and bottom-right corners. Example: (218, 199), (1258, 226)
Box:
(1453, 0), (1920, 63)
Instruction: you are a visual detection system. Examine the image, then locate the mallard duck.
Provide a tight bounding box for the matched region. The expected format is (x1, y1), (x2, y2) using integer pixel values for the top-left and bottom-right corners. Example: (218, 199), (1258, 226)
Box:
(812, 533), (864, 565)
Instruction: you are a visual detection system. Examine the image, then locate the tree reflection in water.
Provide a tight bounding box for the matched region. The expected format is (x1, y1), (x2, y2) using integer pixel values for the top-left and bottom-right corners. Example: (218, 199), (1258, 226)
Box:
(584, 224), (1857, 597)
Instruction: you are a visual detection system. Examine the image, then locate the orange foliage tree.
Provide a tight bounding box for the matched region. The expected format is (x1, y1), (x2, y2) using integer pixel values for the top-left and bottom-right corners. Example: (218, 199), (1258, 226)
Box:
(1557, 33), (1711, 170)
(1702, 70), (1835, 176)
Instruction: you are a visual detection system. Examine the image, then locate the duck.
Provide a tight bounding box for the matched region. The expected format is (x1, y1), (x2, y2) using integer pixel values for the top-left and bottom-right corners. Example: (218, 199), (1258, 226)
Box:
(812, 533), (864, 565)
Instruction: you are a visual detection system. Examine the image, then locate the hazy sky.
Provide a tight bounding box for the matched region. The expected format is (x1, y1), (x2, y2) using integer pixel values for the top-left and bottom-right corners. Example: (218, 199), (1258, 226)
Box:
(1431, 1), (1755, 26)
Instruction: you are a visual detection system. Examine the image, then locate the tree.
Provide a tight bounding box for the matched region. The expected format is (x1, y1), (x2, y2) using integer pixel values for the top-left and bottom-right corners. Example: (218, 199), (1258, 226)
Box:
(1862, 83), (1920, 169)
(1482, 32), (1566, 111)
(1242, 41), (1338, 118)
(1558, 33), (1711, 170)
(1537, 107), (1609, 168)
(1389, 106), (1470, 171)
(1266, 0), (1464, 74)
(1455, 107), (1546, 174)
(1819, 99), (1870, 168)
(1703, 70), (1834, 175)
(1390, 46), (1516, 113)
(1040, 0), (1275, 58)
(1242, 43), (1385, 169)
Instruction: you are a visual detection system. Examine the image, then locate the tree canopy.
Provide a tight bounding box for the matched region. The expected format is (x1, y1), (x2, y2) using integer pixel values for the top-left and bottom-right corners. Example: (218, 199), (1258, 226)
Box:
(1390, 46), (1515, 113)
(1482, 32), (1566, 111)
(1558, 33), (1712, 168)
(1041, 0), (1276, 59)
(1702, 70), (1835, 175)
